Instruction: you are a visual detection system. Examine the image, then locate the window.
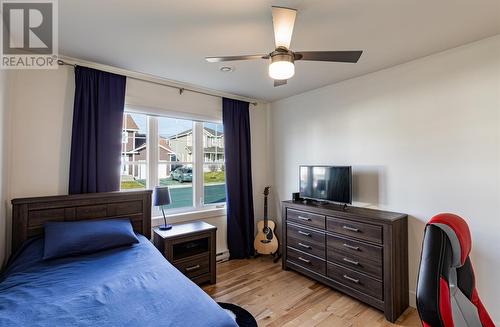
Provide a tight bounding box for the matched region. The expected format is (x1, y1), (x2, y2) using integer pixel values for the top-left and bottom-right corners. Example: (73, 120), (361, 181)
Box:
(203, 122), (226, 204)
(120, 112), (226, 213)
(157, 116), (194, 210)
(121, 113), (147, 190)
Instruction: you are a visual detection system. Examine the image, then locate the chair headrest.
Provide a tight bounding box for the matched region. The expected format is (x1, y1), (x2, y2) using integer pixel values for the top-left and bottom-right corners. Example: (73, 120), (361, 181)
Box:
(428, 213), (471, 267)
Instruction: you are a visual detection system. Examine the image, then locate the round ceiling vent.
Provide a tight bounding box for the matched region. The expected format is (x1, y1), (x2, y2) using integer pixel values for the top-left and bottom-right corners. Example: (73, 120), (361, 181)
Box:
(219, 66), (234, 72)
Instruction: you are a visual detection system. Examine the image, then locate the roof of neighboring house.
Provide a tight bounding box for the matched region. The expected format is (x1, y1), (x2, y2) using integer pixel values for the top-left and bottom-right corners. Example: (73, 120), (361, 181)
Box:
(185, 146), (224, 154)
(164, 127), (223, 140)
(123, 114), (139, 131)
(204, 127), (223, 137)
(123, 135), (173, 155)
(159, 138), (174, 153)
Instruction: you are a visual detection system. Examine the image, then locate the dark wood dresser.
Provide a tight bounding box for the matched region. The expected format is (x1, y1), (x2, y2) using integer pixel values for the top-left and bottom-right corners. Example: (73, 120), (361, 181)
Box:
(153, 221), (216, 285)
(282, 201), (408, 322)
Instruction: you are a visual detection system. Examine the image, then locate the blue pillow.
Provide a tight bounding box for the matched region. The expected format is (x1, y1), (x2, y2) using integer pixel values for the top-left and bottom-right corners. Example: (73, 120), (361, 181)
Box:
(43, 219), (139, 260)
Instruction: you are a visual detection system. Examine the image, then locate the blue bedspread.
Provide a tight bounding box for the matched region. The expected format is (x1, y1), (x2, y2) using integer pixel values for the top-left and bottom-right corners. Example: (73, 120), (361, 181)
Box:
(0, 235), (237, 327)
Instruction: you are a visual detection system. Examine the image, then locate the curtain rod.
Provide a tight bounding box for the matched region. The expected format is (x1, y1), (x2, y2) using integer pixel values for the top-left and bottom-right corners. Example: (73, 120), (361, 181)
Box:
(57, 59), (259, 106)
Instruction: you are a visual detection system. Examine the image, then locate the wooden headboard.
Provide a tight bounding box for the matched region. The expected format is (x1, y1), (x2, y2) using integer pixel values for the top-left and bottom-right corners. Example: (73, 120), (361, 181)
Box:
(11, 190), (152, 253)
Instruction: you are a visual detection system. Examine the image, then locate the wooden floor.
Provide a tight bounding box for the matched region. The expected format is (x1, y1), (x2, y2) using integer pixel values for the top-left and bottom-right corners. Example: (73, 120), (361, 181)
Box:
(203, 257), (420, 327)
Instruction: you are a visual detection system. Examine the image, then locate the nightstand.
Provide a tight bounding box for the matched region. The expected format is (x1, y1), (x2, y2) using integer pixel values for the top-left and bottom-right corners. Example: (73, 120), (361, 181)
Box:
(153, 221), (217, 285)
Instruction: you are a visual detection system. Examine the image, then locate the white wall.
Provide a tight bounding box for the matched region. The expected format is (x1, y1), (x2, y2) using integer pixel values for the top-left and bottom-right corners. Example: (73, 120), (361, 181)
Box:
(250, 102), (272, 226)
(0, 69), (10, 266)
(8, 68), (75, 199)
(3, 68), (74, 262)
(270, 35), (500, 322)
(4, 65), (270, 259)
(125, 78), (222, 122)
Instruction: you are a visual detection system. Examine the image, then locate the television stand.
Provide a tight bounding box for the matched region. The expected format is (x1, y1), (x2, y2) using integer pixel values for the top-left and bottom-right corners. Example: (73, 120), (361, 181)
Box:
(303, 199), (328, 206)
(325, 202), (350, 211)
(302, 199), (349, 211)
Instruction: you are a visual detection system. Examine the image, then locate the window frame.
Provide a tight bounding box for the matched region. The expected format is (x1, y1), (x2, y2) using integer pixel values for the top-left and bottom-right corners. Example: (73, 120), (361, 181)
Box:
(122, 109), (226, 215)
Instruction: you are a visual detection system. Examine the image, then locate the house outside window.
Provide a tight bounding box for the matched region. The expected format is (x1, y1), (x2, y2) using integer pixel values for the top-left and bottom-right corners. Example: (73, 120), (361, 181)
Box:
(120, 112), (226, 213)
(121, 113), (147, 189)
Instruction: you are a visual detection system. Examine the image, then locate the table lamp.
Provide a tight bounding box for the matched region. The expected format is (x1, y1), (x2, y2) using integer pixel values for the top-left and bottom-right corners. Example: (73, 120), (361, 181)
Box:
(153, 186), (172, 230)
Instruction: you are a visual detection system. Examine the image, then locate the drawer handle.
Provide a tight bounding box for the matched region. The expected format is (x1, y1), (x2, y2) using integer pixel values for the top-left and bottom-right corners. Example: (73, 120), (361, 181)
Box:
(343, 274), (360, 284)
(298, 242), (311, 249)
(298, 230), (311, 237)
(297, 216), (312, 221)
(342, 225), (359, 232)
(185, 264), (201, 272)
(343, 243), (360, 251)
(343, 257), (359, 265)
(298, 256), (311, 264)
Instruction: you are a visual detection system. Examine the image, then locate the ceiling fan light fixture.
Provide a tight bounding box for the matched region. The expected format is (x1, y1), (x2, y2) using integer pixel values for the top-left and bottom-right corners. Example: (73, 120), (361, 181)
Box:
(269, 60), (295, 80)
(268, 52), (295, 80)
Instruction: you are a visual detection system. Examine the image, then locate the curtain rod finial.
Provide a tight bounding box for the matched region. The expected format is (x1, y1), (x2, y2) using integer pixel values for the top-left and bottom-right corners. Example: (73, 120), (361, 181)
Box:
(57, 59), (76, 67)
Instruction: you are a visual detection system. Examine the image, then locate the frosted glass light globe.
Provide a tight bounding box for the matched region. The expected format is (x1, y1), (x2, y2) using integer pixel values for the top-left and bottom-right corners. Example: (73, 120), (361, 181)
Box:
(268, 60), (295, 80)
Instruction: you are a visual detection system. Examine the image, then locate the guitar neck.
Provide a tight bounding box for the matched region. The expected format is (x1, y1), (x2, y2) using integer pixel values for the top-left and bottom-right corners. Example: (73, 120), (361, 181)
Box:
(264, 196), (268, 227)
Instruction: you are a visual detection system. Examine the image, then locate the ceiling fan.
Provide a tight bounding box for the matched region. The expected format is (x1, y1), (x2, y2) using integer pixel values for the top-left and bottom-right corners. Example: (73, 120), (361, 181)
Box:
(205, 6), (363, 87)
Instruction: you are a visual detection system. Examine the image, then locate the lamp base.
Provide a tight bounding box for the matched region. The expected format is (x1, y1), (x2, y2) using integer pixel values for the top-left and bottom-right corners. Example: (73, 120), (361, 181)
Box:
(159, 224), (173, 230)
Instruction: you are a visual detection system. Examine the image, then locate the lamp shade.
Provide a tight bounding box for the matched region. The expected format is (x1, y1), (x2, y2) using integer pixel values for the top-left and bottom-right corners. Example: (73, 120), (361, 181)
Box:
(152, 186), (171, 206)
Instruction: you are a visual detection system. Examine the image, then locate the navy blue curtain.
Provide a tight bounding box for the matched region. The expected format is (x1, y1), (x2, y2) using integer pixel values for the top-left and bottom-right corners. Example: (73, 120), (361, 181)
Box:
(223, 98), (255, 259)
(68, 66), (126, 194)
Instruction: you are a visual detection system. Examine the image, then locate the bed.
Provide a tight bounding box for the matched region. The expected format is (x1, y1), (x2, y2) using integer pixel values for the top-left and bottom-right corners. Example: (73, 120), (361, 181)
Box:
(0, 191), (237, 327)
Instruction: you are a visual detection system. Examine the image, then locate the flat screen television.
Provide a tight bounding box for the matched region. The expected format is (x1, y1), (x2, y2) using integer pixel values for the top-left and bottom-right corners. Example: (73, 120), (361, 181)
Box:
(299, 165), (352, 204)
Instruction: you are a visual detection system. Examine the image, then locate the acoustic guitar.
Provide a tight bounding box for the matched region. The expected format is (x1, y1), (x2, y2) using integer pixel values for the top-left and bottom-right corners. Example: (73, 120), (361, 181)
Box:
(254, 186), (279, 255)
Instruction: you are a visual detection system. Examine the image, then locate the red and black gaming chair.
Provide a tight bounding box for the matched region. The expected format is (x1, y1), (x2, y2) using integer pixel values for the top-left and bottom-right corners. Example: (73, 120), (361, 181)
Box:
(416, 213), (495, 327)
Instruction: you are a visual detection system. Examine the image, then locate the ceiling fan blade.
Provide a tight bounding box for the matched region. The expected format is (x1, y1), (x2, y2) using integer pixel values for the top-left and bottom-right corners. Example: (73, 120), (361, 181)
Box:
(271, 6), (297, 49)
(205, 54), (269, 63)
(294, 51), (363, 63)
(274, 79), (287, 87)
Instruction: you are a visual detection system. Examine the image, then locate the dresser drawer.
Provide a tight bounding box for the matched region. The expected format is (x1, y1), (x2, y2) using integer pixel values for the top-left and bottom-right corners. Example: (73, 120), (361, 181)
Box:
(287, 223), (325, 259)
(287, 247), (326, 275)
(173, 252), (210, 279)
(327, 216), (382, 244)
(327, 262), (383, 300)
(287, 209), (325, 229)
(327, 249), (382, 279)
(327, 234), (382, 263)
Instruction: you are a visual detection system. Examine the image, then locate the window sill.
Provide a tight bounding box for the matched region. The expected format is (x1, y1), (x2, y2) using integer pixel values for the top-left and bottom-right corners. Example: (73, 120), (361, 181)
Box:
(152, 207), (227, 226)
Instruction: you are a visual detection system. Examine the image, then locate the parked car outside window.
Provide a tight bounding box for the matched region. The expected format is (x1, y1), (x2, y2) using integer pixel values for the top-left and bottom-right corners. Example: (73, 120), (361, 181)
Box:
(171, 167), (193, 183)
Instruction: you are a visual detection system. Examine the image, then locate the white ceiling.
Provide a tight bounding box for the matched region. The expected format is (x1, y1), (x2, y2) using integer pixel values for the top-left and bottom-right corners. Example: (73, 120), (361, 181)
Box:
(59, 0), (500, 102)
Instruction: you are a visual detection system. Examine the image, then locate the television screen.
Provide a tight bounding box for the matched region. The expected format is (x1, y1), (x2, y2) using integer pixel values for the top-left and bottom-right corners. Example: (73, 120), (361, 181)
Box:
(299, 166), (352, 204)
